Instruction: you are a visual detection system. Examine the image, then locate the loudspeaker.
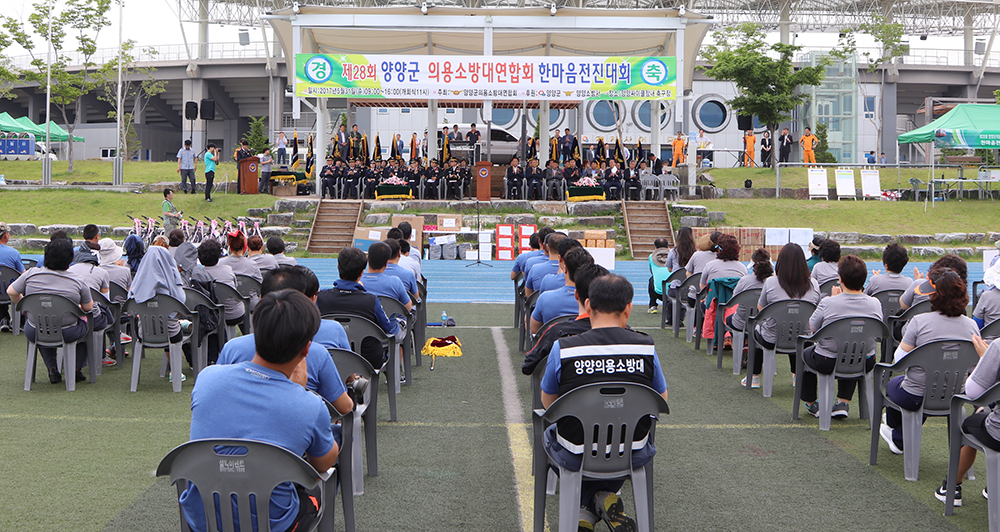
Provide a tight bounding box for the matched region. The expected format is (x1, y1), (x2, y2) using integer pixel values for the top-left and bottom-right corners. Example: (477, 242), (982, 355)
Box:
(200, 99), (216, 121)
(184, 101), (198, 121)
(736, 114), (753, 131)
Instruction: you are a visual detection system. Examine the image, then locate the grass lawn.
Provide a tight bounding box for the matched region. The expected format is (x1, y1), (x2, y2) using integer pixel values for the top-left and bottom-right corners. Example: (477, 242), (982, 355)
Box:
(697, 198), (1000, 236)
(707, 166), (964, 190)
(0, 160), (239, 185)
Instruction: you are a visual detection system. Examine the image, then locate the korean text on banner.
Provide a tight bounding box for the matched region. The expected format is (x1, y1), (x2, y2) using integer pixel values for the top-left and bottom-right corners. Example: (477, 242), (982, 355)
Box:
(296, 54), (678, 101)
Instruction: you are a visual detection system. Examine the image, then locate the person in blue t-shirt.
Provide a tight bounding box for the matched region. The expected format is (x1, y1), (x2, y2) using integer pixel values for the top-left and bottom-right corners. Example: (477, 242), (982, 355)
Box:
(180, 290), (342, 532)
(217, 265), (355, 405)
(522, 227), (556, 280)
(360, 242), (412, 312)
(381, 238), (419, 301)
(537, 237), (584, 294)
(531, 246), (592, 334)
(511, 232), (544, 280)
(0, 222), (24, 332)
(203, 143), (218, 202)
(525, 232), (566, 297)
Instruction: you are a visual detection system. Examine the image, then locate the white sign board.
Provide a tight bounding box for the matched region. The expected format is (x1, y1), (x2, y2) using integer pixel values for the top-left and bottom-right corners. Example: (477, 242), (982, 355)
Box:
(835, 169), (856, 199)
(584, 247), (615, 270)
(808, 168), (829, 199)
(765, 228), (789, 247)
(789, 228), (815, 255)
(860, 169), (881, 198)
(985, 249), (999, 269)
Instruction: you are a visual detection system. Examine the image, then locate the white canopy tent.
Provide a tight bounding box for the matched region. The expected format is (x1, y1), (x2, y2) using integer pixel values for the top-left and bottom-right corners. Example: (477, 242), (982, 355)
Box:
(265, 5), (711, 188)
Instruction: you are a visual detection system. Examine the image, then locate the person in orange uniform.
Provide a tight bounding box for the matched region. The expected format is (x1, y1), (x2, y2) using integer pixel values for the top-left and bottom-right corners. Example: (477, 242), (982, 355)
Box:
(800, 127), (818, 164)
(670, 132), (686, 167)
(743, 129), (756, 167)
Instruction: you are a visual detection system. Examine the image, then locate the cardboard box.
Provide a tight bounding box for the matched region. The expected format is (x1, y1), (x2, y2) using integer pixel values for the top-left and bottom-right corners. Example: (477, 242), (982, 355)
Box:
(392, 215), (425, 248)
(353, 228), (387, 252)
(586, 239), (597, 247)
(437, 214), (463, 232)
(584, 230), (606, 240)
(594, 239), (606, 248)
(605, 239), (615, 248)
(272, 186), (295, 197)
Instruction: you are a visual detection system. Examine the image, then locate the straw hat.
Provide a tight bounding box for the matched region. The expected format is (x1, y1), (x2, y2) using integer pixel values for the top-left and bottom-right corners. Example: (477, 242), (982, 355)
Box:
(650, 248), (671, 267)
(696, 233), (714, 251)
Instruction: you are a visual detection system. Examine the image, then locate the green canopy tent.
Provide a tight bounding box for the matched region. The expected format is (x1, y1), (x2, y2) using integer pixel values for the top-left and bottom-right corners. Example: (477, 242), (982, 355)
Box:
(897, 103), (1000, 210)
(0, 112), (22, 133)
(13, 116), (45, 136)
(0, 113), (84, 142)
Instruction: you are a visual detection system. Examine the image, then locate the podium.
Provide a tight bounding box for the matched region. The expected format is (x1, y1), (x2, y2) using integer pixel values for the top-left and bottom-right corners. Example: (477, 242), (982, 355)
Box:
(475, 161), (492, 201)
(239, 156), (260, 194)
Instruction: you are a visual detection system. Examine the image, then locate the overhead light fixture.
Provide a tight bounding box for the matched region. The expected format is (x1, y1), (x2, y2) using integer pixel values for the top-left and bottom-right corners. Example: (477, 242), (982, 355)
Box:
(919, 34), (927, 40)
(292, 2), (301, 14)
(550, 4), (557, 16)
(238, 29), (250, 46)
(678, 5), (686, 16)
(421, 2), (428, 14)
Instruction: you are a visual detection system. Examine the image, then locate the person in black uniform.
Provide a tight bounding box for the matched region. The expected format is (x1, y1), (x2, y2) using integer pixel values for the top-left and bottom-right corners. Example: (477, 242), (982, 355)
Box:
(445, 158), (463, 200)
(543, 159), (561, 200)
(320, 156), (338, 199)
(342, 158), (361, 199)
(459, 159), (472, 200)
(362, 161), (378, 199)
(235, 140), (253, 194)
(603, 160), (622, 200)
(623, 159), (642, 200)
(505, 156), (524, 199)
(424, 159), (442, 199)
(760, 131), (773, 167)
(405, 159), (423, 198)
(526, 158), (543, 200)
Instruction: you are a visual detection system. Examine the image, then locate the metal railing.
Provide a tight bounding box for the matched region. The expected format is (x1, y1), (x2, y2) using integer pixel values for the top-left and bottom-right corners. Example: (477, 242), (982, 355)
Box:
(774, 162), (966, 197)
(794, 46), (1000, 69)
(6, 42), (271, 70)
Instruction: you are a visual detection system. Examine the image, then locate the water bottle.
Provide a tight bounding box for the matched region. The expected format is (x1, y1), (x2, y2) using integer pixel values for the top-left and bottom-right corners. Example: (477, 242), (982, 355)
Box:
(441, 311), (448, 323)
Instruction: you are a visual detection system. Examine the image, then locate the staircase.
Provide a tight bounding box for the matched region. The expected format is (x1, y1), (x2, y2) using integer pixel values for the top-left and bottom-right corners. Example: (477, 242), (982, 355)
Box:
(623, 201), (675, 260)
(306, 200), (363, 254)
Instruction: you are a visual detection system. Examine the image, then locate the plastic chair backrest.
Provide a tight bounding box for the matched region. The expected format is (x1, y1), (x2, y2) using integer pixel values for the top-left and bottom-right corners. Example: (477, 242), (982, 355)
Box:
(108, 281), (129, 305)
(531, 355), (548, 411)
(213, 281), (250, 310)
(15, 293), (86, 345)
(886, 340), (979, 412)
(155, 439), (323, 532)
(377, 295), (409, 320)
(660, 268), (687, 296)
(871, 290), (905, 322)
(887, 300), (932, 329)
(981, 319), (1000, 340)
(234, 274), (262, 298)
(972, 281), (986, 310)
(124, 295), (192, 347)
(720, 288), (761, 315)
(0, 265), (21, 303)
(21, 258), (37, 269)
(807, 317), (888, 377)
(749, 299), (818, 352)
(677, 272), (701, 298)
(524, 290), (541, 317)
(542, 382), (669, 475)
(329, 348), (377, 383)
(322, 314), (391, 355)
(183, 287), (219, 310)
(90, 288), (117, 313)
(819, 279), (840, 296)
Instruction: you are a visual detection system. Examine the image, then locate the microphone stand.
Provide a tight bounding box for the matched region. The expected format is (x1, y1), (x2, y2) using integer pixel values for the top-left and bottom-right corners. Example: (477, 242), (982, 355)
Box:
(466, 198), (492, 267)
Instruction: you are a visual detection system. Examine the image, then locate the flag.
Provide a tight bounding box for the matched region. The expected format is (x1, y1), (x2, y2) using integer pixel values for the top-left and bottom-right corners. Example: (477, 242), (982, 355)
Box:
(390, 137), (400, 160)
(596, 138), (606, 163)
(572, 137), (580, 161)
(374, 135), (382, 161)
(550, 136), (558, 159)
(526, 137), (536, 160)
(635, 138), (645, 163)
(362, 134), (370, 165)
(410, 135), (418, 162)
(305, 134), (315, 175)
(614, 137), (625, 163)
(443, 135), (450, 161)
(291, 131), (300, 169)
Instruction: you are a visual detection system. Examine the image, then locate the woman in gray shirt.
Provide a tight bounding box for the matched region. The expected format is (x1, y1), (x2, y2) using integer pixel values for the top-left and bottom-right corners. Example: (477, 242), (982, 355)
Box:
(744, 243), (821, 389)
(799, 256), (883, 418)
(663, 226), (695, 327)
(811, 239), (841, 286)
(197, 239), (247, 332)
(218, 232), (263, 282)
(899, 254), (967, 310)
(880, 268), (982, 457)
(727, 248), (773, 333)
(864, 243), (912, 295)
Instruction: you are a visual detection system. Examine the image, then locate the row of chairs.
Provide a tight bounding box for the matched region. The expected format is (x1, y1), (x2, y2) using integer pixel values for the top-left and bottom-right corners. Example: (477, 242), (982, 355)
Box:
(513, 273), (577, 354)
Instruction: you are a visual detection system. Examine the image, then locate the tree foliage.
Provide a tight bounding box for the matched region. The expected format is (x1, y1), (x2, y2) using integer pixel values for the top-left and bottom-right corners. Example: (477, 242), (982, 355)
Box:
(93, 40), (166, 161)
(2, 0), (112, 173)
(813, 123), (837, 163)
(241, 117), (271, 154)
(700, 23), (829, 167)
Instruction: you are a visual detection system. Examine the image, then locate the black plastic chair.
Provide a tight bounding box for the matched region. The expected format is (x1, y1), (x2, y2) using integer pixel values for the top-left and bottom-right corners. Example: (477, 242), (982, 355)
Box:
(869, 340), (979, 481)
(659, 269), (687, 330)
(329, 348), (378, 521)
(0, 264), (23, 336)
(819, 279), (840, 297)
(90, 289), (118, 375)
(183, 287), (225, 378)
(21, 258), (37, 269)
(530, 314), (578, 347)
(885, 300), (932, 356)
(716, 288), (762, 374)
(323, 314), (399, 422)
(692, 285), (711, 351)
(791, 317), (888, 430)
(415, 280), (427, 367)
(520, 291), (541, 352)
(18, 293), (97, 391)
(213, 281), (253, 339)
(673, 273), (701, 339)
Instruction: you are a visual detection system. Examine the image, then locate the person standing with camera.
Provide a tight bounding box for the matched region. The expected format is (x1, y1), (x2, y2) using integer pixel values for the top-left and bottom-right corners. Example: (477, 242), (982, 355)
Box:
(204, 144), (219, 202)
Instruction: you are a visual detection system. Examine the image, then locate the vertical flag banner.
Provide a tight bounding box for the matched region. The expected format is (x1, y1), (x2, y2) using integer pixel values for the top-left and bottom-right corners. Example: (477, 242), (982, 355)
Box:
(296, 54), (677, 101)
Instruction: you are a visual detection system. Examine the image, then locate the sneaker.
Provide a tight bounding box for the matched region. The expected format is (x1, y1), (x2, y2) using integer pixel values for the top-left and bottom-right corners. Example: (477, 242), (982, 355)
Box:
(741, 375), (761, 389)
(804, 401), (820, 418)
(935, 479), (962, 506)
(648, 305), (658, 314)
(102, 356), (116, 366)
(880, 423), (903, 455)
(0, 317), (10, 332)
(596, 492), (636, 532)
(168, 372), (186, 383)
(578, 519), (595, 532)
(984, 487), (989, 500)
(832, 401), (849, 418)
(48, 367), (62, 384)
(120, 332), (132, 343)
(206, 197), (213, 203)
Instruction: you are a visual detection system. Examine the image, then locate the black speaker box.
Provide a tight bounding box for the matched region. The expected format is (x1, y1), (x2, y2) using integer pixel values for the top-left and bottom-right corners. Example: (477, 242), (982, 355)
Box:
(200, 99), (216, 121)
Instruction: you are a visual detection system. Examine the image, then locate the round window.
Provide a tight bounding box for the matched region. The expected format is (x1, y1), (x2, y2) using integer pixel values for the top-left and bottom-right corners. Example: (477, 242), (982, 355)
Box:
(527, 109), (563, 129)
(587, 101), (623, 132)
(691, 95), (731, 133)
(631, 101), (673, 133)
(483, 108), (517, 128)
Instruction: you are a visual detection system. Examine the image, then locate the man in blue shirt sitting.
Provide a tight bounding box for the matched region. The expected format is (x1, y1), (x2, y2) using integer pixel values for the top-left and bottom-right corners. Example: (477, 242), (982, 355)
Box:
(361, 242), (412, 312)
(522, 227), (556, 281)
(530, 246), (593, 335)
(511, 232), (543, 281)
(381, 237), (419, 303)
(180, 290), (341, 532)
(525, 232), (565, 297)
(0, 222), (24, 332)
(538, 237), (584, 294)
(218, 265), (354, 405)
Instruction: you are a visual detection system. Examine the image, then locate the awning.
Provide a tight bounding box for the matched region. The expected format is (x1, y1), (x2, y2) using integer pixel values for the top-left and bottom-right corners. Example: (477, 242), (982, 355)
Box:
(898, 104), (1000, 148)
(0, 113), (84, 141)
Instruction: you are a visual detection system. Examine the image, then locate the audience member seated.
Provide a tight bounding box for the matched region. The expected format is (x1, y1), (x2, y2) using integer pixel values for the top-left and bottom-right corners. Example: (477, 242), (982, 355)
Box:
(68, 247), (112, 362)
(865, 243), (912, 295)
(268, 236), (297, 266)
(726, 248), (773, 340)
(975, 259), (1000, 332)
(523, 263), (610, 374)
(646, 238), (671, 314)
(900, 254), (967, 310)
(197, 240), (247, 334)
(247, 235), (279, 272)
(396, 222), (422, 278)
(167, 229), (185, 259)
(511, 232), (544, 281)
(123, 233), (145, 276)
(6, 237), (93, 384)
(537, 237), (584, 293)
(743, 243), (822, 389)
(179, 290), (341, 532)
(540, 274), (668, 532)
(522, 227), (556, 280)
(530, 247), (593, 334)
(806, 236), (825, 272)
(685, 231), (720, 305)
(219, 232), (263, 282)
(316, 247), (400, 370)
(382, 238), (419, 302)
(97, 237), (132, 290)
(128, 246), (188, 378)
(74, 224), (101, 264)
(799, 256), (883, 418)
(880, 268), (982, 455)
(218, 265), (353, 406)
(525, 232), (565, 297)
(700, 234), (748, 290)
(361, 242), (412, 312)
(397, 239), (420, 281)
(0, 221), (24, 333)
(663, 226), (696, 326)
(811, 239), (841, 286)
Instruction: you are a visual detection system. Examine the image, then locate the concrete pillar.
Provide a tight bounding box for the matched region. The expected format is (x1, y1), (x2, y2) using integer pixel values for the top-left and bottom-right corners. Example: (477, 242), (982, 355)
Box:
(198, 0), (209, 60)
(779, 0), (791, 45)
(428, 99), (438, 161)
(315, 98), (327, 189)
(134, 95), (145, 125)
(539, 100), (550, 162)
(965, 12), (975, 67)
(651, 101), (661, 159)
(269, 75), (282, 139)
(183, 78), (208, 151)
(881, 82), (897, 164)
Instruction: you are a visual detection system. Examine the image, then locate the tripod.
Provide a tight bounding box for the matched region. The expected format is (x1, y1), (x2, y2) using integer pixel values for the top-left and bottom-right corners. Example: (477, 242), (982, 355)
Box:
(466, 199), (492, 267)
